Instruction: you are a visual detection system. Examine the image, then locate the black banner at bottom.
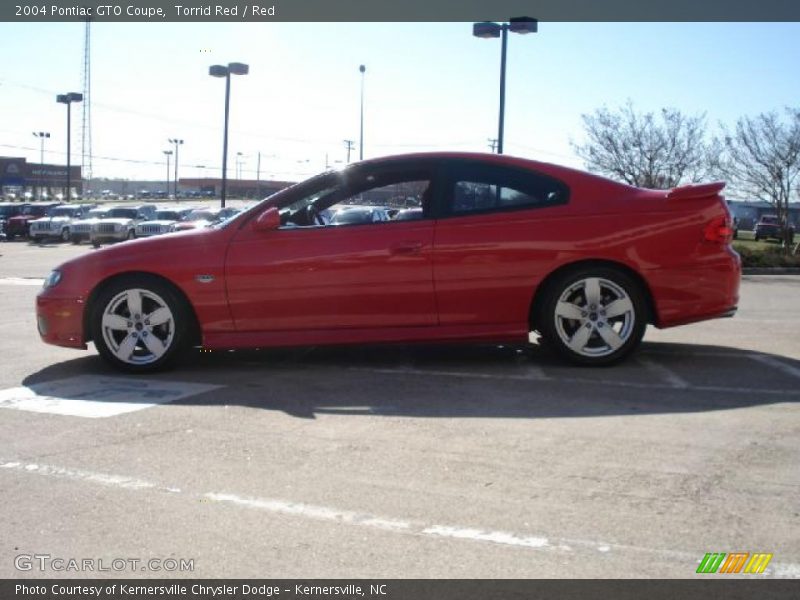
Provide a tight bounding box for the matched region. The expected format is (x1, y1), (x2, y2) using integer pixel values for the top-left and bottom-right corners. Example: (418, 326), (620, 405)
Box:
(2, 579), (798, 600)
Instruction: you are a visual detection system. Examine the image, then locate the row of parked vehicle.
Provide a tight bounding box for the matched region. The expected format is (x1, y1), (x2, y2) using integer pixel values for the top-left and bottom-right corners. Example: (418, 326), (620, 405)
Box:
(0, 202), (242, 246)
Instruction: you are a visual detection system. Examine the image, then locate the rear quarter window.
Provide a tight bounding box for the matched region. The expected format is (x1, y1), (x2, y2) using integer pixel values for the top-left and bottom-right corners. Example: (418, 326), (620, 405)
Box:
(447, 162), (569, 217)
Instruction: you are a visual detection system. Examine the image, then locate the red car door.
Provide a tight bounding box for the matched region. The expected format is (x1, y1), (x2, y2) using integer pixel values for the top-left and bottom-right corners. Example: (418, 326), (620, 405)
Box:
(225, 164), (438, 332)
(432, 160), (572, 327)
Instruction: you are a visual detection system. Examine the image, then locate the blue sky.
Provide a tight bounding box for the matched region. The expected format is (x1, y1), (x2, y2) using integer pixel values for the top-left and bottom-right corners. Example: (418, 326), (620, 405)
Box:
(1, 22), (799, 183)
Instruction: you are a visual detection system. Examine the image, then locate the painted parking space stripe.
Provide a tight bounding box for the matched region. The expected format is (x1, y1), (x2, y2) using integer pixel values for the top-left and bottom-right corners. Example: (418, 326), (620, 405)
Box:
(0, 277), (44, 286)
(0, 375), (221, 418)
(637, 358), (690, 389)
(2, 459), (798, 578)
(749, 354), (800, 381)
(349, 367), (800, 397)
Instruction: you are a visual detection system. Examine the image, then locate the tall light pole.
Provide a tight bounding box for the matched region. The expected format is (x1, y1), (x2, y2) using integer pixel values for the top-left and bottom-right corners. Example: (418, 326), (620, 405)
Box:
(209, 62), (249, 208)
(33, 131), (50, 199)
(359, 64), (366, 160)
(163, 150), (172, 197)
(168, 138), (183, 198)
(236, 152), (244, 179)
(473, 17), (537, 155)
(56, 93), (83, 200)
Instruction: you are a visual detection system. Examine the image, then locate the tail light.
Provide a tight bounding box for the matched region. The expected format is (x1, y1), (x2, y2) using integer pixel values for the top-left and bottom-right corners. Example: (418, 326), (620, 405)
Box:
(704, 215), (734, 244)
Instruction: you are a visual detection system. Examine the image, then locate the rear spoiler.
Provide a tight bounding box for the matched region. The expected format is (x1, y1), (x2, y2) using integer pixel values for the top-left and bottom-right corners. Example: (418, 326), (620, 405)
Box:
(666, 182), (725, 201)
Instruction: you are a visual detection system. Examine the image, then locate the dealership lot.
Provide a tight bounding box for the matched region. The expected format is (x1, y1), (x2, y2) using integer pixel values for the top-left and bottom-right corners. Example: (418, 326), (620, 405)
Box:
(0, 240), (798, 578)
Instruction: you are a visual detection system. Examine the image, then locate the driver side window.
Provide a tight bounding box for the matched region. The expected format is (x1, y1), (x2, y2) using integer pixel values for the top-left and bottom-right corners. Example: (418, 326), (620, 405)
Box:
(278, 168), (433, 228)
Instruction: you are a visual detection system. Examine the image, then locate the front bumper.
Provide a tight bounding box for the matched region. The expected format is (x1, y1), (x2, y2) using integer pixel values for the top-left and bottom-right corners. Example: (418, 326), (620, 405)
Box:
(91, 231), (128, 244)
(36, 293), (88, 349)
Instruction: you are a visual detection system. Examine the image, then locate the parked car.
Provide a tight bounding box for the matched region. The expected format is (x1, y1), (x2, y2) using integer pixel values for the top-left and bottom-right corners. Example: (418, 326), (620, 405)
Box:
(135, 208), (195, 238)
(29, 204), (96, 243)
(5, 203), (63, 239)
(754, 215), (795, 243)
(394, 207), (424, 221)
(90, 205), (157, 247)
(329, 205), (391, 225)
(171, 207), (240, 231)
(36, 153), (740, 372)
(0, 202), (29, 238)
(69, 208), (110, 244)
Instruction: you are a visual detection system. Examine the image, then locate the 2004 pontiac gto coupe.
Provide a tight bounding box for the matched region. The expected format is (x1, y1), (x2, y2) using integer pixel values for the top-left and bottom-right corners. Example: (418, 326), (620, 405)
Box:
(37, 153), (740, 372)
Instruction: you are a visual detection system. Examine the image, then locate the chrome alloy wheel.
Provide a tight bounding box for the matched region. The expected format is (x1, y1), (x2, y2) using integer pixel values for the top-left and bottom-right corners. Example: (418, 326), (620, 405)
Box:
(553, 277), (635, 358)
(100, 288), (175, 365)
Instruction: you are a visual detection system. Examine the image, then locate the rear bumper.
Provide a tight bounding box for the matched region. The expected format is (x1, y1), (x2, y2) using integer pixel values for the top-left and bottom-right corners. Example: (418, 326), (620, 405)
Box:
(36, 293), (88, 349)
(649, 251), (741, 329)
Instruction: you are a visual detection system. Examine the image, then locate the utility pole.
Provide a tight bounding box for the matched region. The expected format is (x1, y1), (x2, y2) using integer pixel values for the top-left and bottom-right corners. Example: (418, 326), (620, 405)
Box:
(343, 139), (354, 163)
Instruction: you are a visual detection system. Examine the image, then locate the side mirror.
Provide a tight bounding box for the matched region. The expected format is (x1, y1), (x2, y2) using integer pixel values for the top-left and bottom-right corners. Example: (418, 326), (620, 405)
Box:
(253, 207), (281, 231)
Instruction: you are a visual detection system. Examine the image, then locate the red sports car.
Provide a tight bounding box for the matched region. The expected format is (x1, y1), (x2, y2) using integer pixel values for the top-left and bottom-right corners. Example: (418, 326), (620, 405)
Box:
(37, 153), (740, 372)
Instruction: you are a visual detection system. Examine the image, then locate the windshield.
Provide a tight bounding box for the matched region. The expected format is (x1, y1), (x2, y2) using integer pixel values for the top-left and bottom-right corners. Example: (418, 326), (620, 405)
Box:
(85, 209), (107, 218)
(106, 208), (138, 219)
(0, 206), (16, 217)
(50, 208), (77, 217)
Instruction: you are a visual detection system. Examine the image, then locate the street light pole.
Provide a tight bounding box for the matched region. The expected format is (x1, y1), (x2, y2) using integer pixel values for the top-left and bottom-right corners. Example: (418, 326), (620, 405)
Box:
(473, 17), (537, 156)
(359, 64), (366, 161)
(56, 93), (82, 201)
(168, 138), (183, 198)
(33, 131), (50, 199)
(497, 25), (508, 155)
(210, 62), (249, 208)
(163, 150), (172, 197)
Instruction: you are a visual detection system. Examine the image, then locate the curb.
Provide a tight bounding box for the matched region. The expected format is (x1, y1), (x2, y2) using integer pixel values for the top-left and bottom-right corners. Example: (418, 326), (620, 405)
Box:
(742, 267), (800, 275)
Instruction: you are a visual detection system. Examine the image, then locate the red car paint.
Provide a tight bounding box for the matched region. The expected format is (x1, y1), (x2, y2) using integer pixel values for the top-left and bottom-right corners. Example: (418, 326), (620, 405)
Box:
(37, 153), (740, 356)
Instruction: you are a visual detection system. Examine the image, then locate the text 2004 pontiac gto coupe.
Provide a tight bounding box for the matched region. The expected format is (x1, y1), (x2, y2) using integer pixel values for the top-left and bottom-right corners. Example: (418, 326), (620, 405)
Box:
(37, 153), (740, 372)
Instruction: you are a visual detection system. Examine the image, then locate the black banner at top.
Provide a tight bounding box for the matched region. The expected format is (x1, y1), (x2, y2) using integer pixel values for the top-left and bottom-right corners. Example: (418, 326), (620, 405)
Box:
(4, 0), (800, 22)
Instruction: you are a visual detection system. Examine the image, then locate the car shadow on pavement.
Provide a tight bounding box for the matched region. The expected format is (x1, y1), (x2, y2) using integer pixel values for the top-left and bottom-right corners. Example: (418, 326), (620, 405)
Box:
(20, 341), (800, 420)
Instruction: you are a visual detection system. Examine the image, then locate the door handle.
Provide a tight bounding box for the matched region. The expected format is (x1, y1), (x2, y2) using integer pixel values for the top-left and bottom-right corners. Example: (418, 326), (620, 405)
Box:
(390, 241), (423, 255)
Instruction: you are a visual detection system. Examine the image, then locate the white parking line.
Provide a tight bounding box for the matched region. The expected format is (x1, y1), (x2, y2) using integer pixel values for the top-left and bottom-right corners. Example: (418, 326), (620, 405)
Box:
(349, 367), (799, 396)
(0, 277), (44, 286)
(1, 459), (797, 577)
(637, 358), (690, 389)
(749, 354), (800, 381)
(0, 375), (221, 418)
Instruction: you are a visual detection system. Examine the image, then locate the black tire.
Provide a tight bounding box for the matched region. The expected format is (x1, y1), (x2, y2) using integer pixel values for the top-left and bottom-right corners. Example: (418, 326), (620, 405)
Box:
(61, 228), (70, 243)
(90, 275), (193, 373)
(127, 230), (136, 240)
(91, 240), (100, 248)
(754, 233), (760, 241)
(535, 266), (648, 366)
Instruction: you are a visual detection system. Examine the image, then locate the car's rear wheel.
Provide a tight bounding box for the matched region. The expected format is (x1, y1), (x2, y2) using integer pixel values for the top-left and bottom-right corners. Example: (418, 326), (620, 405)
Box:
(536, 267), (647, 366)
(90, 276), (191, 372)
(127, 230), (135, 240)
(61, 228), (70, 242)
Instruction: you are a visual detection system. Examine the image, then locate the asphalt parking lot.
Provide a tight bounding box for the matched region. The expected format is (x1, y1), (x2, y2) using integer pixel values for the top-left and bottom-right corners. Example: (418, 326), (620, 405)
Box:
(0, 239), (798, 579)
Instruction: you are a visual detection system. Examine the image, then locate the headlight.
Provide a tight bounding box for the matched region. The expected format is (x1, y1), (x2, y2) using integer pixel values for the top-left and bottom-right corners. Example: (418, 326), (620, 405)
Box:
(43, 270), (62, 289)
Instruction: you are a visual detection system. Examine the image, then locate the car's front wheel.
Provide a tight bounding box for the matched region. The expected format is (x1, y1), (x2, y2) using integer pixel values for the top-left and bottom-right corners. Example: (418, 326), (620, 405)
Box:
(536, 267), (647, 366)
(90, 276), (192, 372)
(61, 228), (70, 242)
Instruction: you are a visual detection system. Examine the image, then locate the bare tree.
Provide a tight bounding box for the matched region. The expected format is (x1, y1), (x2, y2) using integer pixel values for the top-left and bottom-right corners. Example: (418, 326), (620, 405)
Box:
(572, 102), (708, 189)
(710, 109), (800, 250)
